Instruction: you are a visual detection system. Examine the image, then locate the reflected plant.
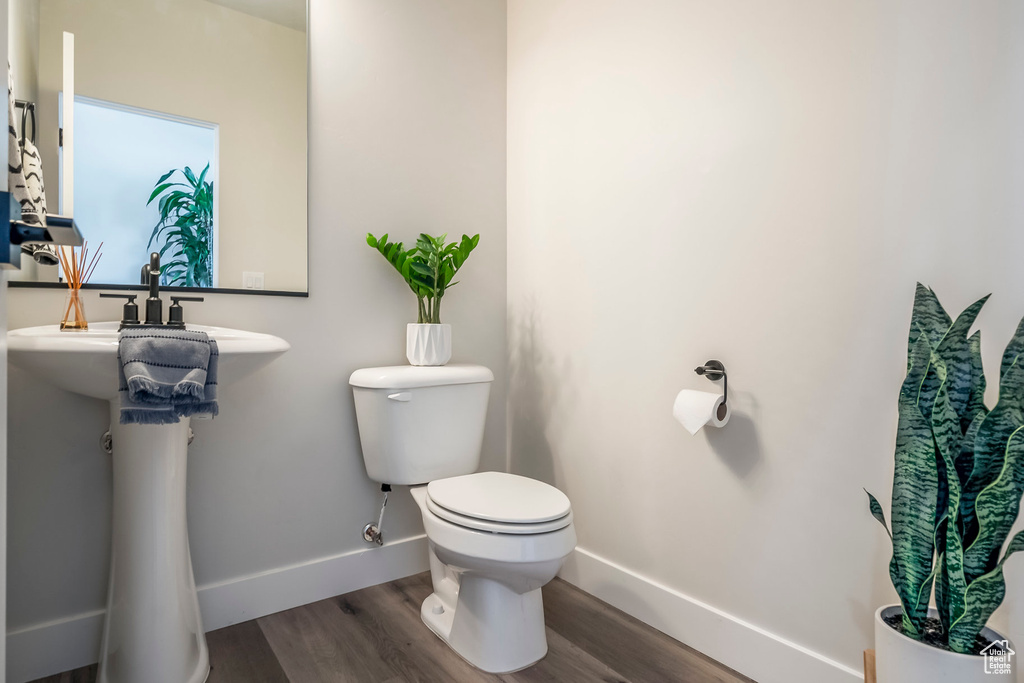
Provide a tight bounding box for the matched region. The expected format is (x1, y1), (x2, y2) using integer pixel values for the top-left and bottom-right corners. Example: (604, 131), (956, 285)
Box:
(866, 284), (1024, 653)
(366, 232), (479, 323)
(147, 164), (214, 287)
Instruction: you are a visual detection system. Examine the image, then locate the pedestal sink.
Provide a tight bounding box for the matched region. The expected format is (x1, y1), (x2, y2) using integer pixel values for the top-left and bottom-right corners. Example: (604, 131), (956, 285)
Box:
(8, 321), (290, 683)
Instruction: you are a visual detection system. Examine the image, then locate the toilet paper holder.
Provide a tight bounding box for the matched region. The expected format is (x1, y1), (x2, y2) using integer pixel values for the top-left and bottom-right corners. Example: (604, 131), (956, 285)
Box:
(694, 360), (727, 404)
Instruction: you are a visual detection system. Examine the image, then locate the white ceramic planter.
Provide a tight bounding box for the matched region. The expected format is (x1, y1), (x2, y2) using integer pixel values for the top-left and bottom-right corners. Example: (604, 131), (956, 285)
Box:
(875, 605), (1016, 682)
(407, 323), (451, 366)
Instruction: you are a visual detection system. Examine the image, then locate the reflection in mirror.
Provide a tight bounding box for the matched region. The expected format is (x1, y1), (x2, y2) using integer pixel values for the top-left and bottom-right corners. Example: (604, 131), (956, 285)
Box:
(8, 0), (308, 293)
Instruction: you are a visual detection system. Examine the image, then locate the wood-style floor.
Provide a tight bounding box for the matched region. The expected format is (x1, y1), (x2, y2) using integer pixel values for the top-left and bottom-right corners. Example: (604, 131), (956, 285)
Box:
(33, 572), (754, 683)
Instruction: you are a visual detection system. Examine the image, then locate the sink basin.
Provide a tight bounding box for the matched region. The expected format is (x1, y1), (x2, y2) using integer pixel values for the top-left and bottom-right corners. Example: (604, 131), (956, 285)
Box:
(8, 321), (289, 399)
(8, 321), (289, 683)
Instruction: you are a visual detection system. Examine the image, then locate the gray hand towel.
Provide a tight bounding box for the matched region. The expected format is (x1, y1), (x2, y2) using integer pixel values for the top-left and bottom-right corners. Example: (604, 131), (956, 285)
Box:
(118, 327), (220, 425)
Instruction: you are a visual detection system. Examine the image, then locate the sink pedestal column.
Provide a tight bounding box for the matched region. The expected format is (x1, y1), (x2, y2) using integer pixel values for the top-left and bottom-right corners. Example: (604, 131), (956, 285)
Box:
(98, 403), (209, 683)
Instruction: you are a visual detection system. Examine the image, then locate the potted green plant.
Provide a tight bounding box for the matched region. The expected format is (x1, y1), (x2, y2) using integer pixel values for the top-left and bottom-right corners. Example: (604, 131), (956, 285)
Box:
(866, 284), (1024, 682)
(366, 232), (479, 366)
(147, 163), (214, 287)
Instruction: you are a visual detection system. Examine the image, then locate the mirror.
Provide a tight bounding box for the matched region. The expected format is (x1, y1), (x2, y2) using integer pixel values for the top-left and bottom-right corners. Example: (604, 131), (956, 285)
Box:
(8, 0), (308, 294)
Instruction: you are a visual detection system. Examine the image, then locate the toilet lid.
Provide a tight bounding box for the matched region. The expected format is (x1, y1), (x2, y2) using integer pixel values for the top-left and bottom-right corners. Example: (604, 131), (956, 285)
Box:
(426, 472), (572, 524)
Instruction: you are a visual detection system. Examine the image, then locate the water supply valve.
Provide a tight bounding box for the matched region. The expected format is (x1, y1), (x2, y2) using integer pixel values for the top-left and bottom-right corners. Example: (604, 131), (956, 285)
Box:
(362, 484), (392, 546)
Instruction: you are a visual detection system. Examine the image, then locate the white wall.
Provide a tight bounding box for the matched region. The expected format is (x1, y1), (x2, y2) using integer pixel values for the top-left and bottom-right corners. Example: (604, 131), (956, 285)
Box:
(507, 1), (1024, 681)
(9, 0), (37, 103)
(6, 0), (506, 678)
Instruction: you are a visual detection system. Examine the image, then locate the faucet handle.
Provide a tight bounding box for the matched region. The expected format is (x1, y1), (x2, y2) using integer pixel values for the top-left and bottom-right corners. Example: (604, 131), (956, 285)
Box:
(167, 296), (204, 328)
(100, 292), (141, 327)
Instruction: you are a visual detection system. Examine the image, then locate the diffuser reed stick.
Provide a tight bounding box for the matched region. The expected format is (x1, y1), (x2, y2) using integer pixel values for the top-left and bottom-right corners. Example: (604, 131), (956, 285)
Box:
(58, 240), (102, 331)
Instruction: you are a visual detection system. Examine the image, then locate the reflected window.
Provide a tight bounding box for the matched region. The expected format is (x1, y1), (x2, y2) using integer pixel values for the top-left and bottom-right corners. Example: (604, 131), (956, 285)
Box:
(73, 97), (218, 287)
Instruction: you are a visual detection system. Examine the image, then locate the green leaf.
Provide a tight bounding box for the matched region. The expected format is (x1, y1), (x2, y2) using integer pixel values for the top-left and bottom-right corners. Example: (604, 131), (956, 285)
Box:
(409, 261), (433, 277)
(963, 417), (1024, 587)
(959, 330), (990, 443)
(961, 359), (1024, 563)
(941, 509), (969, 634)
(1001, 315), (1024, 389)
(147, 183), (176, 205)
(197, 163), (210, 189)
(866, 490), (892, 540)
(366, 233), (378, 248)
(908, 283), (952, 368)
(948, 530), (1024, 652)
(916, 296), (989, 424)
(956, 410), (986, 492)
(148, 221), (167, 249)
(939, 297), (990, 424)
(890, 335), (941, 635)
(930, 355), (961, 530)
(154, 169), (176, 186)
(926, 349), (970, 636)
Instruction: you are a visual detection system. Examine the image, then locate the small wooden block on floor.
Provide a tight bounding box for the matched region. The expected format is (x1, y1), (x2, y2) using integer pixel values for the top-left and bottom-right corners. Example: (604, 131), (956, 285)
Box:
(863, 649), (876, 683)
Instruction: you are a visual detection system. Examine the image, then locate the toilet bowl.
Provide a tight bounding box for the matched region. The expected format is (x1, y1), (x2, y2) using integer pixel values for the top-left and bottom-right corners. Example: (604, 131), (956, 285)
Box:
(410, 474), (576, 674)
(349, 365), (576, 673)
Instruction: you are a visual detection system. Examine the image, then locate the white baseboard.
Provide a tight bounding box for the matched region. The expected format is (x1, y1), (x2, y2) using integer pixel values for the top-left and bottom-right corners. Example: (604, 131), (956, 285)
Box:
(6, 534), (429, 683)
(6, 609), (106, 683)
(558, 547), (863, 683)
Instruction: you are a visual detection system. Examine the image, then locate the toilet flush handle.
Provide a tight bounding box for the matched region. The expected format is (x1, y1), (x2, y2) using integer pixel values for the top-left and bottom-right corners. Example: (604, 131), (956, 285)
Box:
(387, 392), (412, 402)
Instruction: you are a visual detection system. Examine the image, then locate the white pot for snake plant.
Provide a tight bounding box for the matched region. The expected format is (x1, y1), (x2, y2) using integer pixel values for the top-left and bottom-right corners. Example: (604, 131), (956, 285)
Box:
(875, 605), (1016, 682)
(407, 323), (451, 366)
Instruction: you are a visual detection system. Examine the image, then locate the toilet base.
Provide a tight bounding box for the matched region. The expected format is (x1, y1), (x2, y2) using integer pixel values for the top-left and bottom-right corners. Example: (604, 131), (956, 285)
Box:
(420, 575), (548, 674)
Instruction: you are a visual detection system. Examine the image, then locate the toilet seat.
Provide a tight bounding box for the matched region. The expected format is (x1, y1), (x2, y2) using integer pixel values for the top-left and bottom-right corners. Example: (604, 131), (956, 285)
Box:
(426, 496), (573, 534)
(425, 472), (573, 534)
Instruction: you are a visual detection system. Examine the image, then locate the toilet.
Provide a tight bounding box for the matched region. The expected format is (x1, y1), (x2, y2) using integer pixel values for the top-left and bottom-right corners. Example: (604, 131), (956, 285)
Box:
(349, 364), (577, 674)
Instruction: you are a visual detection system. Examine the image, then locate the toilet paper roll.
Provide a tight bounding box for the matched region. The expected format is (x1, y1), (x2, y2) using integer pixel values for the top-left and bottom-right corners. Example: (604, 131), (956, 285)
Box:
(673, 389), (730, 435)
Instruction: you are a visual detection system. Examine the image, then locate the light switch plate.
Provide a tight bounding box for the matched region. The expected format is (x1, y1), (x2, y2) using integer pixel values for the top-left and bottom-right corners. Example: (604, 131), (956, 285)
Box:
(242, 271), (265, 289)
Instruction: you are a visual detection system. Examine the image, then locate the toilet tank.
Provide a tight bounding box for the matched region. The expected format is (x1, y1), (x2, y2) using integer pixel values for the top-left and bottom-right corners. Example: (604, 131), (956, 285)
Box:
(349, 364), (494, 485)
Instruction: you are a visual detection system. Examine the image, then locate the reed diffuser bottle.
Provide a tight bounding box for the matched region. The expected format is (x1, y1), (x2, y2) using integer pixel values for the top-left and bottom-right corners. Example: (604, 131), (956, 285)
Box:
(58, 241), (102, 331)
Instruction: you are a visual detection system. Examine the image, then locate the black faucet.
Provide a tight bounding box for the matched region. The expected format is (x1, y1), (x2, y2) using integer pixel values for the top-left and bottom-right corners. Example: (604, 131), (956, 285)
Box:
(145, 252), (163, 325)
(101, 252), (203, 328)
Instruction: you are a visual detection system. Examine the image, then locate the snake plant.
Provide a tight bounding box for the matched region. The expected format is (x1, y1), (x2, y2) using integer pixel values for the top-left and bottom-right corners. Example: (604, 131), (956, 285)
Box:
(366, 232), (480, 323)
(867, 284), (1024, 652)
